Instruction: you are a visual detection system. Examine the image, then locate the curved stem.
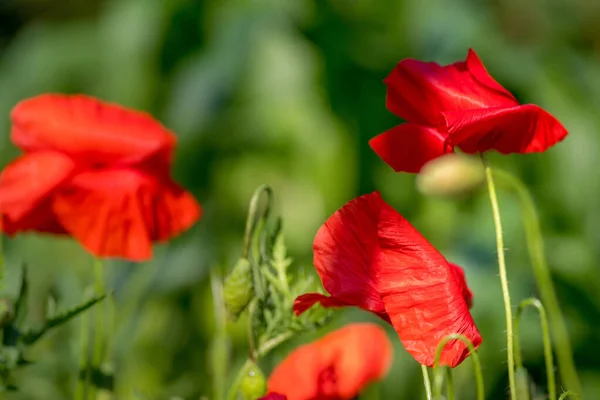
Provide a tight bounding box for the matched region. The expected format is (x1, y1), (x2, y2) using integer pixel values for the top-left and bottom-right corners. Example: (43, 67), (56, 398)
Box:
(493, 169), (582, 394)
(421, 365), (432, 400)
(241, 185), (273, 259)
(558, 391), (581, 400)
(433, 333), (485, 400)
(515, 298), (556, 400)
(481, 154), (516, 400)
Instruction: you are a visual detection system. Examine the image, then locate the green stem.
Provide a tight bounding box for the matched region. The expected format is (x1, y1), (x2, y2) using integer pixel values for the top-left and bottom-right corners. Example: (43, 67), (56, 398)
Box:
(210, 270), (229, 400)
(514, 298), (556, 400)
(89, 259), (106, 400)
(421, 365), (432, 400)
(493, 169), (582, 394)
(74, 310), (90, 400)
(433, 334), (484, 400)
(445, 368), (454, 400)
(558, 391), (581, 400)
(481, 154), (516, 400)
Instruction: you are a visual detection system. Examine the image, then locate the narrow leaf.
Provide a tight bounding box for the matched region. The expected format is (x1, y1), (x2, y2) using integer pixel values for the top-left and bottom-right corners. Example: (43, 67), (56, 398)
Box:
(20, 293), (106, 345)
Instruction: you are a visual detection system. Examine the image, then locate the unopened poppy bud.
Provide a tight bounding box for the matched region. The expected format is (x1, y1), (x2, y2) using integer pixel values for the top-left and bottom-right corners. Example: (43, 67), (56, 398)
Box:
(416, 154), (484, 199)
(223, 258), (254, 321)
(239, 362), (266, 400)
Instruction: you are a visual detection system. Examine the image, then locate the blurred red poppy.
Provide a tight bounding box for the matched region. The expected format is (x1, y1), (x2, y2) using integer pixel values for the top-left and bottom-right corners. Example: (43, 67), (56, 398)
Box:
(370, 49), (567, 173)
(0, 94), (201, 261)
(263, 323), (392, 400)
(294, 192), (481, 367)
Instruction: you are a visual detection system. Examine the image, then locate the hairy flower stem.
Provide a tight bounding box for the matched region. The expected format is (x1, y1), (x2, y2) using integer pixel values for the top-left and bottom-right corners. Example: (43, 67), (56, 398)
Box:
(481, 154), (516, 400)
(421, 365), (432, 400)
(514, 298), (556, 400)
(434, 334), (484, 400)
(558, 391), (581, 400)
(493, 169), (582, 394)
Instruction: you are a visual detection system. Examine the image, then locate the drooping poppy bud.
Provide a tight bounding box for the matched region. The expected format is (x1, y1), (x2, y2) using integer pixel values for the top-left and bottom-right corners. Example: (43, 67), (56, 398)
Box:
(240, 361), (267, 400)
(416, 153), (484, 199)
(223, 258), (254, 321)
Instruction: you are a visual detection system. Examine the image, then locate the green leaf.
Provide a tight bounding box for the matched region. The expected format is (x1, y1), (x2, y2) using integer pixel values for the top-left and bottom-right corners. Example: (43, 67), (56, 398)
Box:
(19, 293), (106, 345)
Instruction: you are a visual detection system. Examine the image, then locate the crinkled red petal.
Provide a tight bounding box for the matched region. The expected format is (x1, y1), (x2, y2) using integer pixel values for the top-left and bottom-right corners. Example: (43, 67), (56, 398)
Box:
(11, 94), (175, 168)
(52, 168), (201, 261)
(444, 104), (568, 154)
(369, 124), (452, 173)
(384, 49), (517, 126)
(0, 151), (74, 234)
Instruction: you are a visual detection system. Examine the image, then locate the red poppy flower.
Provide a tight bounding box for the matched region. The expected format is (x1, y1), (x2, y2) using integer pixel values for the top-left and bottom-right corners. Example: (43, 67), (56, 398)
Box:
(293, 192), (481, 367)
(369, 49), (567, 173)
(264, 323), (393, 400)
(0, 94), (201, 261)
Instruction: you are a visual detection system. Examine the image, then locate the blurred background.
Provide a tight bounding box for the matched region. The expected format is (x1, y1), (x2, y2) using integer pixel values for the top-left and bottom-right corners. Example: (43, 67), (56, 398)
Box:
(1, 0), (600, 399)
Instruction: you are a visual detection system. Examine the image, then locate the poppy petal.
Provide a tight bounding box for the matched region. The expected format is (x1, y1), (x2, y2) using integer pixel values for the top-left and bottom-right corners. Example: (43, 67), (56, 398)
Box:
(267, 323), (393, 400)
(306, 193), (388, 317)
(384, 50), (518, 126)
(374, 193), (481, 367)
(444, 104), (568, 154)
(293, 293), (349, 315)
(0, 151), (74, 234)
(369, 124), (452, 173)
(11, 94), (176, 167)
(450, 263), (474, 308)
(52, 169), (201, 261)
(304, 192), (481, 367)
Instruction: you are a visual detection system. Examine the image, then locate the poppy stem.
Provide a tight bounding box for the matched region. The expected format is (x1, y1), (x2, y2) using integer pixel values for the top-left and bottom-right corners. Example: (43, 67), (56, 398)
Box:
(210, 269), (229, 400)
(89, 258), (106, 400)
(514, 298), (556, 400)
(558, 391), (581, 400)
(481, 154), (517, 400)
(445, 368), (455, 400)
(420, 365), (432, 400)
(74, 309), (91, 400)
(433, 334), (484, 400)
(492, 169), (582, 395)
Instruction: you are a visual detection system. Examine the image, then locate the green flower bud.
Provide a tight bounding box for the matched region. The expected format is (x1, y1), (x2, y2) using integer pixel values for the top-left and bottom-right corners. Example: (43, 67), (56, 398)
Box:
(223, 258), (254, 321)
(239, 362), (266, 400)
(416, 154), (485, 199)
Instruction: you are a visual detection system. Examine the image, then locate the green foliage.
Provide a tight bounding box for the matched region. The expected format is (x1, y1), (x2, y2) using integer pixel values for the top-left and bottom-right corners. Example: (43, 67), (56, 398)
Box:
(0, 264), (105, 392)
(1, 0), (600, 398)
